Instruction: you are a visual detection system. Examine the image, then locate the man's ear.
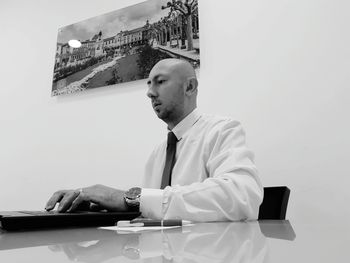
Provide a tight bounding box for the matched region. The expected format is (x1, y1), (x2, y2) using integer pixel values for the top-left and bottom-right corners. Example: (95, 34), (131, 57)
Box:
(185, 78), (198, 95)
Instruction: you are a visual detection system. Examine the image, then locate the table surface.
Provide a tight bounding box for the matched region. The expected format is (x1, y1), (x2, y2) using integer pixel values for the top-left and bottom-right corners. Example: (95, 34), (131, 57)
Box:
(0, 220), (349, 262)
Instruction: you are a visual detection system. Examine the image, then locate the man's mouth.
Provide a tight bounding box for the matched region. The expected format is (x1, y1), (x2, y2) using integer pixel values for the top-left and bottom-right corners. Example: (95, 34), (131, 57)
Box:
(152, 102), (161, 108)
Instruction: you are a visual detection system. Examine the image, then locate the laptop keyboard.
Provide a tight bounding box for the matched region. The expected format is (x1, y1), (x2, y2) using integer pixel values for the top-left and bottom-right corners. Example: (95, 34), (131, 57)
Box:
(18, 210), (84, 215)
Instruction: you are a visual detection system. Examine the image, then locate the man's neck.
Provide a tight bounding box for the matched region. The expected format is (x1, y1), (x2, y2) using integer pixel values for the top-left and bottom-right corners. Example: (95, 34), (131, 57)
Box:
(167, 107), (197, 130)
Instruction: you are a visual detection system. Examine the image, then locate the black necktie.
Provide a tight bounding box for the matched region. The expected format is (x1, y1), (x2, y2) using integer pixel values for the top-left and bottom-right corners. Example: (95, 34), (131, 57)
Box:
(160, 132), (178, 189)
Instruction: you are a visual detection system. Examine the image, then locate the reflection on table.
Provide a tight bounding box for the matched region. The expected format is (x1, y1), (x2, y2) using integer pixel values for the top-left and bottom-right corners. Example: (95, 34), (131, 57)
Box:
(0, 221), (296, 263)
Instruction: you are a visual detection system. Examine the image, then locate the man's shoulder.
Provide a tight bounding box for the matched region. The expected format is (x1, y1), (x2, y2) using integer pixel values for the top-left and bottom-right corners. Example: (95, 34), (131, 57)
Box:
(198, 114), (242, 131)
(186, 114), (243, 143)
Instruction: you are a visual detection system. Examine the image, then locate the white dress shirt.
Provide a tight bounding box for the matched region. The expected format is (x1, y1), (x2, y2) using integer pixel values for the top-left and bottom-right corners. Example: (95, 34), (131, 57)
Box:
(140, 109), (263, 221)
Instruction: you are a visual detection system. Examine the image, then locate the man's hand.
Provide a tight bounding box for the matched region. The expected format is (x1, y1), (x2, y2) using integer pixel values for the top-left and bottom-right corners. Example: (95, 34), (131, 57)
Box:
(45, 184), (128, 213)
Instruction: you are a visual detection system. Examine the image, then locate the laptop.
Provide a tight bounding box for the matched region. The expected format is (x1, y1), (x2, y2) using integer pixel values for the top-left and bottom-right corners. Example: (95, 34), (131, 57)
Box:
(0, 210), (140, 231)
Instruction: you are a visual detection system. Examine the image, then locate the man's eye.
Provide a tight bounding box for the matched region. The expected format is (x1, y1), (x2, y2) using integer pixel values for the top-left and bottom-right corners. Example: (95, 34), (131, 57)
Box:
(158, 79), (166, 84)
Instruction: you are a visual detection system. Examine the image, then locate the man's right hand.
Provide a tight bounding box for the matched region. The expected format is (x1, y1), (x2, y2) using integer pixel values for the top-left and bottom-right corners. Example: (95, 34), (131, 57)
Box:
(45, 184), (128, 213)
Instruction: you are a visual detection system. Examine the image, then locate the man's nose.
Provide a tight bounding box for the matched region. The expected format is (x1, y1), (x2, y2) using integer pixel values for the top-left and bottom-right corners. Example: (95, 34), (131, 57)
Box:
(147, 84), (157, 98)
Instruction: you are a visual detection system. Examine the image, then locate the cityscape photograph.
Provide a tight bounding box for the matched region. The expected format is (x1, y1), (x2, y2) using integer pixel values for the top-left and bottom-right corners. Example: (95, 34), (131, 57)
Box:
(52, 0), (200, 96)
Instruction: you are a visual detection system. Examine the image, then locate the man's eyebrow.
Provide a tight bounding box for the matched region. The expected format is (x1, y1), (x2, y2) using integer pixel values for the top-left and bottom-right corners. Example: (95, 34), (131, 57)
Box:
(147, 74), (165, 85)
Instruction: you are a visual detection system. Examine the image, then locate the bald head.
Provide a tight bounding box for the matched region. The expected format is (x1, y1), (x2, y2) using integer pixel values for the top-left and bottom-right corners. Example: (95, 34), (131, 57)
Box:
(150, 58), (197, 83)
(146, 59), (198, 129)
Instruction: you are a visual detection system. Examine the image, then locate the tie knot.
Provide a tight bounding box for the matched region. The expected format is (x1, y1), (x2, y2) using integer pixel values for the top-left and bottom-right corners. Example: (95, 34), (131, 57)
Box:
(167, 132), (178, 145)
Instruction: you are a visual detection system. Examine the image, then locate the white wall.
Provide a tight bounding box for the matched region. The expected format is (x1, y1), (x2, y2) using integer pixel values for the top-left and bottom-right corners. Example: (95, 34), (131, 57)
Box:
(0, 0), (349, 224)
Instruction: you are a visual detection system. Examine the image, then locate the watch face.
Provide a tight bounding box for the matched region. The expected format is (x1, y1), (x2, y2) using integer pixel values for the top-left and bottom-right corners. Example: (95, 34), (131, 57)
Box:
(124, 187), (141, 209)
(125, 187), (141, 199)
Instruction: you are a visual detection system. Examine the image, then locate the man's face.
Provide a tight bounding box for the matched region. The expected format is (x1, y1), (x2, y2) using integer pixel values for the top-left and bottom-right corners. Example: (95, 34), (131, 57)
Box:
(146, 62), (186, 123)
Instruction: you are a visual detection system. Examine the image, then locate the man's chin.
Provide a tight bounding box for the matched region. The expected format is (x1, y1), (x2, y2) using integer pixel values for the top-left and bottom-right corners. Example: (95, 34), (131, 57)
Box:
(155, 110), (167, 120)
(155, 112), (164, 119)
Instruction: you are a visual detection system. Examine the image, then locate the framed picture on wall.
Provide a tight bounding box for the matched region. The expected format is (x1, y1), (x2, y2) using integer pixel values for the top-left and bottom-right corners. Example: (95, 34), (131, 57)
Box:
(52, 0), (200, 96)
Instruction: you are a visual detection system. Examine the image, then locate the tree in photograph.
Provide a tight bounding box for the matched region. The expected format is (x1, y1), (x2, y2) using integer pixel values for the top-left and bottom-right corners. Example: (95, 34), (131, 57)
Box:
(148, 23), (161, 46)
(168, 12), (185, 47)
(155, 19), (169, 46)
(192, 8), (199, 38)
(163, 13), (180, 48)
(160, 17), (173, 45)
(147, 22), (161, 45)
(136, 44), (171, 79)
(104, 47), (114, 59)
(106, 67), (123, 85)
(162, 0), (198, 51)
(163, 7), (185, 48)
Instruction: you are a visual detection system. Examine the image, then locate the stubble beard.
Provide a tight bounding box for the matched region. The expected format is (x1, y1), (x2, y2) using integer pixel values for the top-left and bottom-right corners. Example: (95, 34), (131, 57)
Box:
(158, 107), (185, 128)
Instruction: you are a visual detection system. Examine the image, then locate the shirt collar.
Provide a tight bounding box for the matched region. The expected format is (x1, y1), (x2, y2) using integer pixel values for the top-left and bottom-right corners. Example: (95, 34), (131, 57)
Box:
(170, 108), (201, 141)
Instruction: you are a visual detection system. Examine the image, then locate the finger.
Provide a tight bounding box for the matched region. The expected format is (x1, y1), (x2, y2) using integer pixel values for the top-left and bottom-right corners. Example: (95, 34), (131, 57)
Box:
(75, 201), (91, 211)
(57, 191), (80, 212)
(89, 203), (103, 211)
(67, 192), (86, 212)
(45, 190), (67, 211)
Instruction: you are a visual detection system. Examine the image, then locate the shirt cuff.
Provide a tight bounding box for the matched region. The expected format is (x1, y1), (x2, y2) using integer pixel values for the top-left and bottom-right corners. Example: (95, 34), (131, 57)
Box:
(140, 188), (164, 219)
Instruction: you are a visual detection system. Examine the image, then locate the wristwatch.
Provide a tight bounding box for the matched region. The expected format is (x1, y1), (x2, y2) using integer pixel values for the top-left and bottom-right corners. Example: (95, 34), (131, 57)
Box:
(124, 187), (141, 211)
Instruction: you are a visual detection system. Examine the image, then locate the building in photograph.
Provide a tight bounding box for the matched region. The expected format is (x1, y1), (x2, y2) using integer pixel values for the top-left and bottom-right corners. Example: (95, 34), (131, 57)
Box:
(53, 2), (200, 90)
(70, 40), (95, 62)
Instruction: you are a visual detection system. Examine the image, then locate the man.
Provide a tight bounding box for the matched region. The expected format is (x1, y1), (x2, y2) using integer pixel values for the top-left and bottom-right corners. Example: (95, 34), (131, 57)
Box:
(45, 58), (263, 221)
